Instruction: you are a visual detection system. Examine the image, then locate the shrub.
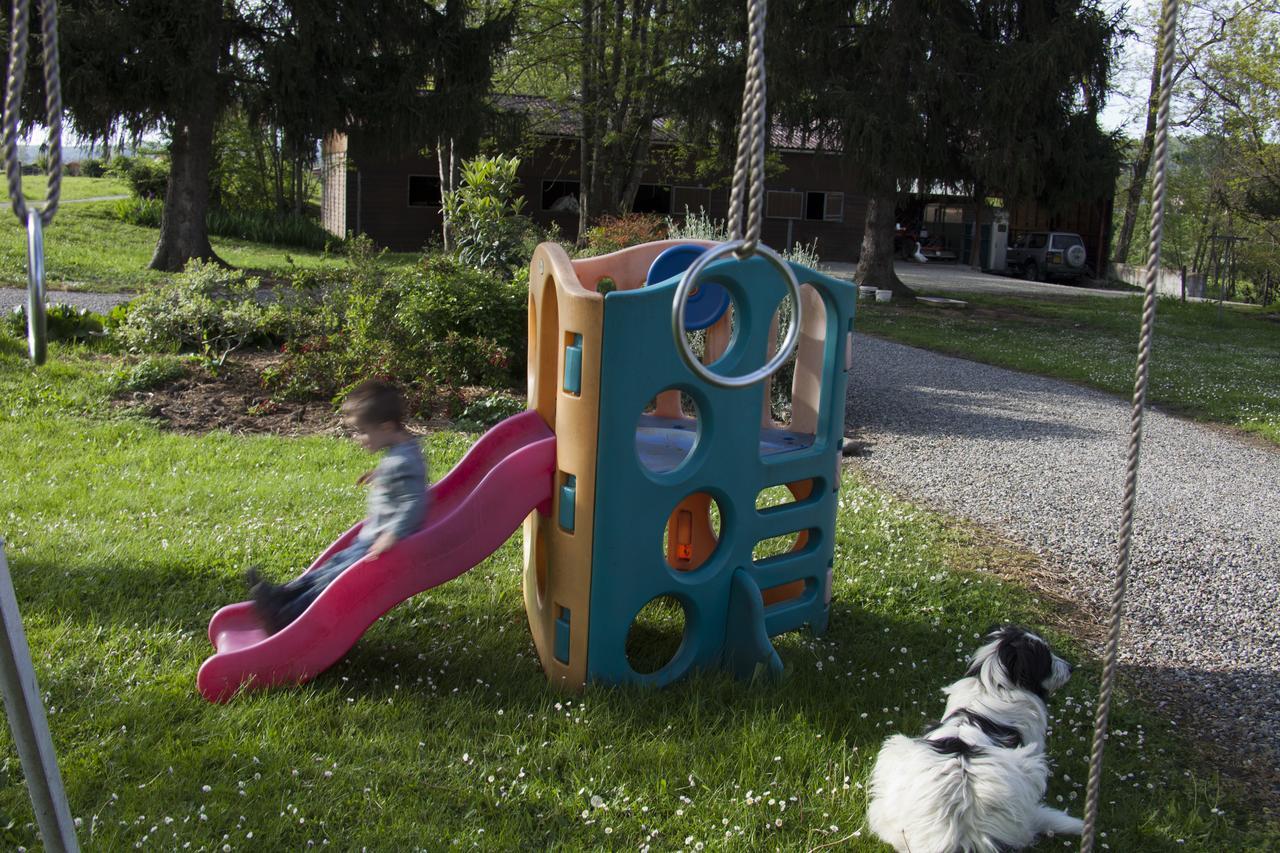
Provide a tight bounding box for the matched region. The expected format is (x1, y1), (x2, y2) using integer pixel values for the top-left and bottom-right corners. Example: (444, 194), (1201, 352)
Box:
(264, 245), (528, 408)
(442, 154), (534, 275)
(457, 392), (526, 430)
(108, 155), (169, 200)
(80, 158), (106, 178)
(119, 260), (267, 365)
(110, 199), (336, 251)
(108, 355), (190, 393)
(584, 213), (667, 255)
(113, 197), (164, 228)
(5, 303), (105, 341)
(207, 208), (334, 251)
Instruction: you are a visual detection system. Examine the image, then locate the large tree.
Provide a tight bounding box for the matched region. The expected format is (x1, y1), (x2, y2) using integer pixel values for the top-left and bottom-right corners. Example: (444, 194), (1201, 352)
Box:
(6, 0), (512, 271)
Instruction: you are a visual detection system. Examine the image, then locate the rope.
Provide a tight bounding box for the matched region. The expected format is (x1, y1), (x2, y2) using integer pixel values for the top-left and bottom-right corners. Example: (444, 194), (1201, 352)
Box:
(2, 0), (61, 226)
(1079, 0), (1179, 848)
(726, 0), (767, 257)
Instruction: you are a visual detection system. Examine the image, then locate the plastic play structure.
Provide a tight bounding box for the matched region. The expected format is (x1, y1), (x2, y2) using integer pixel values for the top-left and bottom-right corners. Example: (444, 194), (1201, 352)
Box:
(197, 240), (857, 699)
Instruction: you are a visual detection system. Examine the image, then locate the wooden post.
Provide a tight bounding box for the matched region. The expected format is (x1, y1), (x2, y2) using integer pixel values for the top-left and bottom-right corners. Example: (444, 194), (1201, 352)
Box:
(1180, 265), (1186, 302)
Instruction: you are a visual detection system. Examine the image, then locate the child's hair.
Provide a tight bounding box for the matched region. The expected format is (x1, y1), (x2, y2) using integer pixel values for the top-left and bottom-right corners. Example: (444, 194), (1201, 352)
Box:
(341, 379), (407, 427)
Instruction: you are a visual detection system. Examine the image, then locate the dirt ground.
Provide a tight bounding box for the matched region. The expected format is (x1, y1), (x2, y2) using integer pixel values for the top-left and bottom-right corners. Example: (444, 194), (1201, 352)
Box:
(112, 351), (502, 436)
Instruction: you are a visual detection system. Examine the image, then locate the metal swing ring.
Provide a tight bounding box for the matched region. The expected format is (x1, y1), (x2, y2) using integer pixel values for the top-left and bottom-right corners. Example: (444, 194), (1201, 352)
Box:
(671, 239), (802, 389)
(25, 209), (46, 364)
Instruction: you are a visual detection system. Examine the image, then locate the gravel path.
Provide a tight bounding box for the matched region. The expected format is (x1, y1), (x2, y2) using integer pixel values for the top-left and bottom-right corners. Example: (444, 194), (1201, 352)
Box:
(846, 334), (1280, 795)
(1, 287), (132, 315)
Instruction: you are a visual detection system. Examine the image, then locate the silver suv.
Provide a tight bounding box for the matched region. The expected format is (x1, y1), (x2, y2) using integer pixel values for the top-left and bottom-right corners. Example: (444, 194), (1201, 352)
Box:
(1006, 231), (1088, 281)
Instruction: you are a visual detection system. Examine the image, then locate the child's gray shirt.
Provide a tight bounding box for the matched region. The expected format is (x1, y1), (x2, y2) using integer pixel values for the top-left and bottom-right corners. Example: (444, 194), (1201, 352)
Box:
(358, 438), (428, 545)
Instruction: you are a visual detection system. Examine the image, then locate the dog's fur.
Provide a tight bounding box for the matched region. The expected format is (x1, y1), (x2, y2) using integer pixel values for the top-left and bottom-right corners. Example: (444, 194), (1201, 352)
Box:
(867, 626), (1082, 853)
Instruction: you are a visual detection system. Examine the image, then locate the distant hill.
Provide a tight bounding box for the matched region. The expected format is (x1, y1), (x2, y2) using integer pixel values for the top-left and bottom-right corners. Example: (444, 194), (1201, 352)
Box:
(18, 143), (142, 164)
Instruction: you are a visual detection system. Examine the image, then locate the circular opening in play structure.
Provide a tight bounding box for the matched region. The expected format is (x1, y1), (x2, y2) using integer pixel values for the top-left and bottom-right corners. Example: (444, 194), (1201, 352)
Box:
(635, 389), (701, 475)
(662, 491), (723, 573)
(681, 295), (739, 370)
(625, 594), (688, 675)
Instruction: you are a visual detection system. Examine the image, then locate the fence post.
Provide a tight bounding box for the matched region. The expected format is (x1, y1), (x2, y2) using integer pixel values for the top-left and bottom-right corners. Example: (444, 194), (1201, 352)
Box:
(0, 541), (79, 852)
(1180, 266), (1186, 302)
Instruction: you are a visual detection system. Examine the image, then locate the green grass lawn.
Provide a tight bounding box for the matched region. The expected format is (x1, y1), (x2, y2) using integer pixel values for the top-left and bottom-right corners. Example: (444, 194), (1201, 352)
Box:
(0, 337), (1275, 850)
(0, 199), (418, 292)
(856, 292), (1280, 446)
(18, 174), (131, 201)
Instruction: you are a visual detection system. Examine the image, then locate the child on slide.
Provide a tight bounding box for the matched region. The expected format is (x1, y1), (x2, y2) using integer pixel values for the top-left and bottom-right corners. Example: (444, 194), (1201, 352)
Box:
(246, 379), (428, 634)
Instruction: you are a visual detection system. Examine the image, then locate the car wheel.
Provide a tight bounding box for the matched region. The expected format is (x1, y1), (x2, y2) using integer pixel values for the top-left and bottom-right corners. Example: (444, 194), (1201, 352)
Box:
(1022, 261), (1040, 282)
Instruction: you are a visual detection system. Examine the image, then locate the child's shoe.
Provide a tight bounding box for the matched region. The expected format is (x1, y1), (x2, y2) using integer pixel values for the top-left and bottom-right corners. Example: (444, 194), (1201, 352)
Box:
(245, 567), (289, 634)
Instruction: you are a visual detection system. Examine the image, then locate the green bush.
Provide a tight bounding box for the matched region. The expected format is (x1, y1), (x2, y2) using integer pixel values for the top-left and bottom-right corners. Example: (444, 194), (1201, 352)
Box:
(80, 158), (106, 178)
(107, 155), (169, 200)
(207, 208), (335, 251)
(113, 197), (164, 228)
(110, 198), (335, 251)
(108, 355), (190, 393)
(5, 303), (105, 341)
(264, 243), (528, 409)
(118, 260), (268, 365)
(457, 392), (526, 430)
(583, 213), (667, 255)
(442, 154), (534, 275)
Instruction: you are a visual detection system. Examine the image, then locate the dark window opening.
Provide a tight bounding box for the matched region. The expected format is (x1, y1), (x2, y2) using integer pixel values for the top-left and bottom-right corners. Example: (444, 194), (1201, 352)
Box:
(542, 180), (580, 212)
(805, 191), (826, 221)
(408, 175), (442, 207)
(633, 184), (673, 215)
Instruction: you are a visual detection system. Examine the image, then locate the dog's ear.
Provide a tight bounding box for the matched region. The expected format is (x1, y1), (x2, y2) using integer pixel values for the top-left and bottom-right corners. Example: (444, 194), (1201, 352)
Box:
(997, 630), (1051, 698)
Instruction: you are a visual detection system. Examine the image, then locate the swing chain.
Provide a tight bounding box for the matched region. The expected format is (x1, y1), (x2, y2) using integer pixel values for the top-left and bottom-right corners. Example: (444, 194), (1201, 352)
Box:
(1078, 0), (1180, 849)
(2, 0), (62, 365)
(672, 0), (803, 389)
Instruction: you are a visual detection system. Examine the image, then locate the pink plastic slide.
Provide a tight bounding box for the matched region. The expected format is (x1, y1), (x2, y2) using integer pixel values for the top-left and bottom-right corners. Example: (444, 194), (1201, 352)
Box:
(197, 409), (556, 703)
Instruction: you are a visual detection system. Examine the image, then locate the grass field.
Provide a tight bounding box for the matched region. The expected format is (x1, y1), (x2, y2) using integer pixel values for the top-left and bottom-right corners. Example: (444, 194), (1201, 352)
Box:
(0, 193), (417, 292)
(0, 337), (1274, 850)
(18, 174), (131, 201)
(856, 292), (1280, 446)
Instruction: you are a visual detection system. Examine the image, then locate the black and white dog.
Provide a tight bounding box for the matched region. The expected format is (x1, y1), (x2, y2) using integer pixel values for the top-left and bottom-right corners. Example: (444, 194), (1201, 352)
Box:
(867, 625), (1082, 853)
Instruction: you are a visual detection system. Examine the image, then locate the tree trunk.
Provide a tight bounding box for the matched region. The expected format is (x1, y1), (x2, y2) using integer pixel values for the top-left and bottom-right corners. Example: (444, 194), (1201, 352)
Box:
(1114, 33), (1164, 266)
(149, 105), (223, 271)
(968, 183), (988, 268)
(854, 188), (912, 295)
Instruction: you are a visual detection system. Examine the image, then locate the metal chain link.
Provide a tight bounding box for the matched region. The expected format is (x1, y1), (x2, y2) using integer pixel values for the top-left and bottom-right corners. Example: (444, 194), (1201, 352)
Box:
(1079, 0), (1180, 849)
(2, 0), (61, 226)
(725, 0), (767, 257)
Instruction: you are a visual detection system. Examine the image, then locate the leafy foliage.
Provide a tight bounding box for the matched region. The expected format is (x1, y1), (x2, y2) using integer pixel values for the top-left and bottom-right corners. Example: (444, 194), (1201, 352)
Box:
(4, 303), (105, 342)
(118, 260), (269, 365)
(441, 155), (534, 274)
(263, 241), (527, 409)
(457, 391), (527, 430)
(107, 155), (170, 200)
(108, 355), (191, 393)
(583, 213), (668, 255)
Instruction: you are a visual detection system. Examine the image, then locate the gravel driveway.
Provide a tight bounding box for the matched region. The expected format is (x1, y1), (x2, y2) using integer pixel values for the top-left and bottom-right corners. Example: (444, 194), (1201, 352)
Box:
(1, 287), (132, 315)
(847, 334), (1280, 795)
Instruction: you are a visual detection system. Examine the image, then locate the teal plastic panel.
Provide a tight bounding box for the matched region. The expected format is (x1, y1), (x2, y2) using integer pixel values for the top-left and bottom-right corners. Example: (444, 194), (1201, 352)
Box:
(563, 334), (583, 395)
(559, 475), (577, 532)
(583, 255), (857, 686)
(554, 607), (571, 664)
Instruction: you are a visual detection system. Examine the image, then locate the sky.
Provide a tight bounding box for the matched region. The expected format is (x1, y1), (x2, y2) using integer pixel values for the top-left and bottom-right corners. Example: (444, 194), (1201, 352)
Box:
(1100, 0), (1156, 137)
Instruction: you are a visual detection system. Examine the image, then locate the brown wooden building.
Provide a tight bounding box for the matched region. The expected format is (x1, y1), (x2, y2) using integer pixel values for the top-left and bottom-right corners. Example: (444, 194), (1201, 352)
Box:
(321, 99), (869, 260)
(321, 98), (1112, 270)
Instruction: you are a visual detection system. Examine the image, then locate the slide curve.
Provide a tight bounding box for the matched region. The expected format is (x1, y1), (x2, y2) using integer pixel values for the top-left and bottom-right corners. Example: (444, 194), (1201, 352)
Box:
(197, 409), (556, 703)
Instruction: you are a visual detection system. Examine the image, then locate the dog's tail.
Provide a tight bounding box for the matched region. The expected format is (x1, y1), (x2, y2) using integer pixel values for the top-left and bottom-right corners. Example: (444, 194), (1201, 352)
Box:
(1034, 805), (1084, 836)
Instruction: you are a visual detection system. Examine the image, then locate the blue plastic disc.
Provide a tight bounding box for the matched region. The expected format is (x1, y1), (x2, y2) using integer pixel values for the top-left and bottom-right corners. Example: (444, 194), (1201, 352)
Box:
(646, 244), (731, 331)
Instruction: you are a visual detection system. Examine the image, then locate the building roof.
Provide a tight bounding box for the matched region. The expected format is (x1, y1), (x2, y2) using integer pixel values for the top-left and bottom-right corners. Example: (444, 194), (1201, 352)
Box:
(493, 94), (840, 154)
